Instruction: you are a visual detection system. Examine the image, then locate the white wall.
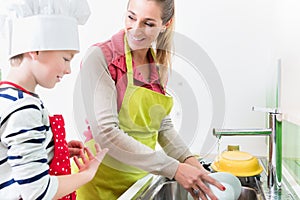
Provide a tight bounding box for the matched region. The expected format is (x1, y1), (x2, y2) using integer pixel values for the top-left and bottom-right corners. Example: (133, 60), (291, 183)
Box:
(275, 0), (300, 126)
(36, 0), (279, 158)
(174, 0), (275, 157)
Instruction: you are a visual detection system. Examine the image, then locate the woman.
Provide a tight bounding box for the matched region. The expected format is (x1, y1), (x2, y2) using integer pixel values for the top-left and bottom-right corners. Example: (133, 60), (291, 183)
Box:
(77, 0), (225, 199)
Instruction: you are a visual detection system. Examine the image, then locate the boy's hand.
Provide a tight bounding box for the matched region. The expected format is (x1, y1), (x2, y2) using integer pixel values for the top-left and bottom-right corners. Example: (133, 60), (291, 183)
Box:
(73, 143), (109, 180)
(68, 140), (84, 157)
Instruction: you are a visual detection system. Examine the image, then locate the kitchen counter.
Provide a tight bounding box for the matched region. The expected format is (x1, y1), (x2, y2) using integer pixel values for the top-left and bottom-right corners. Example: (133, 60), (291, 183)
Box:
(258, 158), (299, 200)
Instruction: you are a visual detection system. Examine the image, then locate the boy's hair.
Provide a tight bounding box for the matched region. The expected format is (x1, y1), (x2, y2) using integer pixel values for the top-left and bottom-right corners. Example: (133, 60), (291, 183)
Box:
(9, 54), (23, 67)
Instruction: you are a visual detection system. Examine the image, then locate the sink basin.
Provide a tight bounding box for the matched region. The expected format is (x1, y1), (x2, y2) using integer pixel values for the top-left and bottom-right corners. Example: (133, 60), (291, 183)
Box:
(238, 187), (261, 200)
(135, 178), (261, 200)
(136, 178), (189, 200)
(148, 181), (188, 200)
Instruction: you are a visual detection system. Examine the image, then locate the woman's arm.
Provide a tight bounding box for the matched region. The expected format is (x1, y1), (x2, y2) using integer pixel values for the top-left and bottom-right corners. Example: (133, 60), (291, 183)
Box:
(158, 116), (194, 162)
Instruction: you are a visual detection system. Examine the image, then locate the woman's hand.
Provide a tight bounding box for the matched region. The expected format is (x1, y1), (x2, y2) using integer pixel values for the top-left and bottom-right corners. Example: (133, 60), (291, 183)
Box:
(73, 143), (109, 181)
(68, 140), (84, 157)
(174, 162), (225, 200)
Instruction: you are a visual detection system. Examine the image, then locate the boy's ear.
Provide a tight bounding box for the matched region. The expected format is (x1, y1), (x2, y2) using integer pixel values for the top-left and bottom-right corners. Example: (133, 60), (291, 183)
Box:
(28, 51), (39, 60)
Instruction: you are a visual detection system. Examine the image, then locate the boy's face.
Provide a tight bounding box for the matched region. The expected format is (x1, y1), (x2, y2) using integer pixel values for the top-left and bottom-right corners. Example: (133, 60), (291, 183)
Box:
(31, 50), (76, 89)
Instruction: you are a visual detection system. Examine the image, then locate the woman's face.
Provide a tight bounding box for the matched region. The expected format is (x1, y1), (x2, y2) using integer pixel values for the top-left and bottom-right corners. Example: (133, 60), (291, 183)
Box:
(125, 0), (165, 51)
(31, 50), (76, 89)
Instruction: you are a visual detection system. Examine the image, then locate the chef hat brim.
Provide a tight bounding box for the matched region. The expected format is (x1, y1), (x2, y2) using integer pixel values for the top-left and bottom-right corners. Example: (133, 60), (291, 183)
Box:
(9, 15), (80, 58)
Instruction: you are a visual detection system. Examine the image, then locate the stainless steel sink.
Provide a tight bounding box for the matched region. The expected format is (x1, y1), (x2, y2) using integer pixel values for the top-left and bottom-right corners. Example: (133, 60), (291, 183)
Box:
(135, 177), (261, 200)
(238, 187), (261, 200)
(145, 180), (188, 200)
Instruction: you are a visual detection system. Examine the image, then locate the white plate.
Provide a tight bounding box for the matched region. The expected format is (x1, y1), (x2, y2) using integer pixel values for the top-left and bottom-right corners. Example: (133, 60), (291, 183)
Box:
(207, 172), (242, 200)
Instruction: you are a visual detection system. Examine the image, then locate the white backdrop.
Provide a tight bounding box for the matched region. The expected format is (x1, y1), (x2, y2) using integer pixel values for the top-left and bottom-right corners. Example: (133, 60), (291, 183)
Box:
(34, 0), (278, 157)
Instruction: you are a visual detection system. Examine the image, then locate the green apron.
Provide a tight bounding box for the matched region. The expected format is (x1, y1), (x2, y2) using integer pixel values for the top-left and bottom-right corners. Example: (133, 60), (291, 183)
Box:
(76, 35), (173, 200)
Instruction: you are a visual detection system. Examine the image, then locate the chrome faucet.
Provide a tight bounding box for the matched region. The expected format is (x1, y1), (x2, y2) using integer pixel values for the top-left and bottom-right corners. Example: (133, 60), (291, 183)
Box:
(213, 106), (282, 189)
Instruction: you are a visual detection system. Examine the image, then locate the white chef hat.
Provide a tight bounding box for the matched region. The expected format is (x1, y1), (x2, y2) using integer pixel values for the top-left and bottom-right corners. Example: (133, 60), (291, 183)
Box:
(0, 0), (91, 59)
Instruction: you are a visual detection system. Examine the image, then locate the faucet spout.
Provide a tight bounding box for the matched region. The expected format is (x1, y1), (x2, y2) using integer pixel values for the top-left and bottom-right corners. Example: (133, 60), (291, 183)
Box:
(213, 107), (282, 190)
(213, 128), (272, 136)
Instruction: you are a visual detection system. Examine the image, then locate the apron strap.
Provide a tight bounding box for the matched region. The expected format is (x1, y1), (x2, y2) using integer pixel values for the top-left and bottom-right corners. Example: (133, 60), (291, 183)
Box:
(124, 34), (134, 86)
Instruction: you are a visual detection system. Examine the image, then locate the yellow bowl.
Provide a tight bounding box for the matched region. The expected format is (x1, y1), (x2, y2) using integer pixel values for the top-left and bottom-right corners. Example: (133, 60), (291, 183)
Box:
(211, 151), (263, 177)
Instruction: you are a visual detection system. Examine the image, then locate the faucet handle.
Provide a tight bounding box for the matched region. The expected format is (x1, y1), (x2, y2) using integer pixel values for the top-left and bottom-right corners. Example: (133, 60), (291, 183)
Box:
(252, 106), (280, 114)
